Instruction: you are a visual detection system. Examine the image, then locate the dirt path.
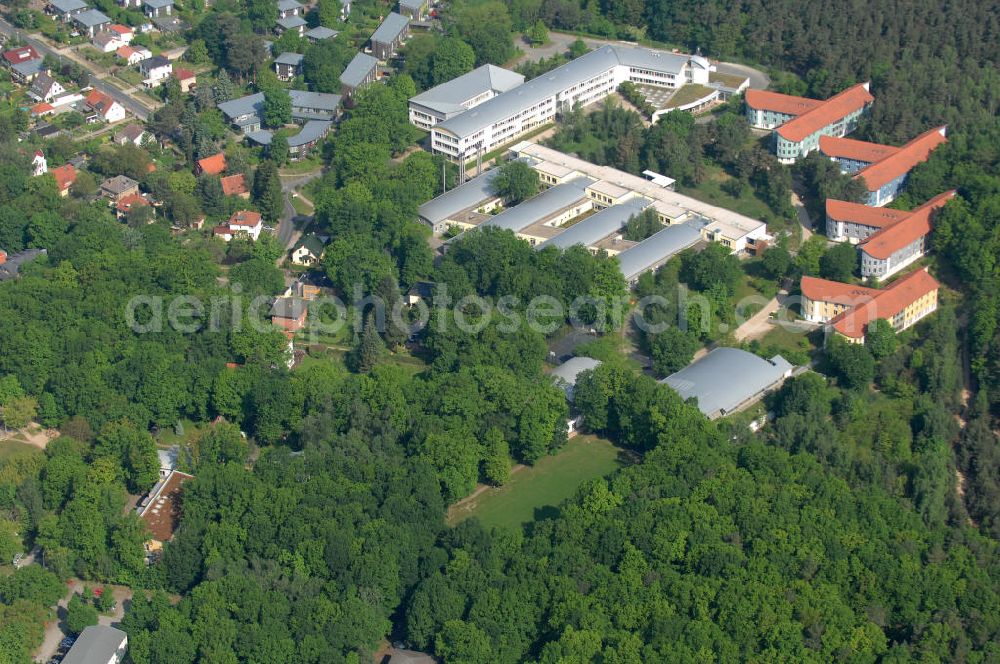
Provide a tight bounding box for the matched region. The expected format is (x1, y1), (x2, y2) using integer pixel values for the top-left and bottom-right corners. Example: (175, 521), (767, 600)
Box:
(734, 297), (780, 342)
(35, 581), (134, 663)
(447, 463), (529, 520)
(790, 189), (813, 244)
(1, 423), (57, 450)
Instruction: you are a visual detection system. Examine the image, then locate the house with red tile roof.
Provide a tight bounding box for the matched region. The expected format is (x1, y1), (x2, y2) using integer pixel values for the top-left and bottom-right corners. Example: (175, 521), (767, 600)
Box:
(117, 44), (151, 65)
(858, 190), (955, 279)
(115, 193), (151, 220)
(801, 268), (940, 343)
(220, 173), (249, 197)
(213, 210), (263, 241)
(85, 88), (126, 122)
(50, 163), (77, 196)
(196, 152), (226, 175)
(174, 67), (196, 93)
(746, 83), (873, 164)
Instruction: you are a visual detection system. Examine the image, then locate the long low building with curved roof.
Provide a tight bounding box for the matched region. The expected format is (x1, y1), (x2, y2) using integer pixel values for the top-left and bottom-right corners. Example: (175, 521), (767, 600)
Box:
(661, 347), (795, 419)
(616, 222), (704, 285)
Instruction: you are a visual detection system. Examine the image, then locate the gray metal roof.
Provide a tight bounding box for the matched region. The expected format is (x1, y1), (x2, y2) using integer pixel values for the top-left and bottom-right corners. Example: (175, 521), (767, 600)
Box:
(62, 626), (127, 664)
(661, 348), (793, 418)
(11, 59), (43, 77)
(437, 44), (698, 140)
(409, 64), (524, 116)
(305, 26), (338, 40)
(480, 177), (594, 233)
(616, 222), (702, 281)
(143, 0), (173, 7)
(539, 197), (650, 250)
(289, 89), (340, 111)
(218, 92), (264, 121)
(139, 55), (170, 71)
(277, 15), (307, 29)
(339, 52), (378, 88)
(277, 0), (303, 11)
(288, 120), (332, 146)
(0, 248), (46, 281)
(275, 51), (304, 66)
(246, 129), (273, 145)
(418, 168), (501, 225)
(399, 0), (425, 10)
(73, 8), (110, 26)
(370, 12), (409, 45)
(48, 0), (87, 13)
(549, 356), (601, 401)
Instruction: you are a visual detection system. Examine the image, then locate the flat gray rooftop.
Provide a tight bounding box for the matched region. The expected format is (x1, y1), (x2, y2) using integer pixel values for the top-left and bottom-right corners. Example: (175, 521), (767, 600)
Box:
(539, 197), (650, 250)
(616, 221), (703, 281)
(480, 177), (594, 233)
(418, 168), (501, 225)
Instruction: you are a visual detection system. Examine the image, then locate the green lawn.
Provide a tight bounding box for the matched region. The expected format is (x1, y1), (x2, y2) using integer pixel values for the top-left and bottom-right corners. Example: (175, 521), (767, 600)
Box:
(448, 434), (628, 530)
(0, 440), (42, 464)
(290, 195), (313, 217)
(680, 164), (774, 223)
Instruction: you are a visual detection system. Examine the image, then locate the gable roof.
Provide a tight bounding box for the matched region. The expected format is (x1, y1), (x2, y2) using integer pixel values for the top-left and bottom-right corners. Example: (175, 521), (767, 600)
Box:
(2, 45), (40, 64)
(61, 626), (127, 664)
(139, 55), (170, 71)
(409, 64), (524, 115)
(800, 275), (880, 306)
(825, 198), (909, 228)
(744, 89), (823, 116)
(174, 67), (196, 81)
(197, 152), (226, 175)
(31, 102), (55, 116)
(117, 44), (143, 59)
(305, 26), (338, 40)
(93, 31), (122, 47)
(217, 92), (265, 121)
(859, 190), (956, 260)
(115, 123), (146, 143)
(116, 193), (149, 212)
(108, 23), (133, 34)
(370, 12), (409, 45)
(30, 73), (60, 96)
(277, 0), (303, 11)
(830, 267), (939, 338)
(855, 126), (948, 192)
(293, 234), (325, 256)
(143, 0), (173, 7)
(50, 163), (77, 190)
(101, 174), (139, 194)
(48, 0), (88, 13)
(340, 52), (378, 88)
(776, 82), (873, 143)
(275, 51), (305, 66)
(819, 135), (898, 164)
(220, 173), (247, 196)
(85, 88), (120, 116)
(277, 14), (307, 29)
(73, 8), (111, 27)
(270, 296), (307, 319)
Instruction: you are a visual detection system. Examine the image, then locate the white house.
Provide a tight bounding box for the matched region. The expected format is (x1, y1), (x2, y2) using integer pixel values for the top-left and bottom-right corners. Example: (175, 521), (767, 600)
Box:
(28, 74), (65, 102)
(85, 89), (127, 123)
(117, 44), (151, 65)
(138, 55), (172, 88)
(93, 31), (125, 53)
(31, 150), (48, 176)
(213, 210), (263, 242)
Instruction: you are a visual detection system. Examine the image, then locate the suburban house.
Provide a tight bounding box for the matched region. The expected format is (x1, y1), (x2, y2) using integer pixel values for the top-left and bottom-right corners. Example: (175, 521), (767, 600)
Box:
(174, 67), (197, 93)
(138, 469), (192, 556)
(218, 93), (266, 133)
(46, 0), (88, 22)
(3, 46), (43, 83)
(220, 173), (249, 198)
(277, 0), (304, 18)
(800, 267), (940, 342)
(138, 55), (172, 87)
(819, 126), (948, 206)
(114, 122), (148, 146)
(73, 8), (112, 37)
(369, 12), (410, 61)
(408, 63), (524, 130)
(291, 234), (325, 265)
(28, 74), (65, 103)
(276, 14), (307, 35)
(269, 296), (308, 331)
(30, 102), (55, 119)
(289, 89), (341, 120)
(213, 210), (263, 241)
(0, 248), (47, 282)
(50, 163), (77, 196)
(398, 0), (427, 20)
(219, 90), (341, 133)
(85, 89), (126, 122)
(142, 0), (173, 17)
(115, 193), (151, 220)
(31, 150), (47, 176)
(93, 30), (125, 53)
(117, 44), (151, 65)
(107, 23), (134, 43)
(100, 175), (140, 202)
(430, 45), (713, 161)
(661, 347), (794, 419)
(858, 190), (956, 279)
(744, 83), (874, 163)
(61, 625), (128, 664)
(305, 26), (338, 43)
(274, 52), (304, 81)
(195, 152), (227, 176)
(339, 52), (378, 97)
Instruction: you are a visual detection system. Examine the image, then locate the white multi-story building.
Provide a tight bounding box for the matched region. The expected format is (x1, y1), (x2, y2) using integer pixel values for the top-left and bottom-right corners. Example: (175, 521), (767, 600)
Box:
(430, 45), (712, 162)
(409, 64), (525, 130)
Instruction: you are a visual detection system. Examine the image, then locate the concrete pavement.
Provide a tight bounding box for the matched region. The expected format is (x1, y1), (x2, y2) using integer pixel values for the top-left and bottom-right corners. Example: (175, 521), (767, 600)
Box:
(276, 169), (323, 250)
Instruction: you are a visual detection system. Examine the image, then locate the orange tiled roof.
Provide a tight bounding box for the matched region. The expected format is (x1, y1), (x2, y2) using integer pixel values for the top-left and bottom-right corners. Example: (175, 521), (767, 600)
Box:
(800, 275), (880, 307)
(856, 126), (947, 192)
(830, 268), (939, 338)
(819, 135), (898, 164)
(108, 24), (132, 35)
(220, 173), (247, 196)
(229, 209), (261, 226)
(777, 83), (873, 143)
(174, 67), (195, 80)
(31, 102), (55, 116)
(50, 163), (77, 191)
(825, 199), (909, 229)
(85, 89), (119, 117)
(744, 89), (823, 116)
(116, 193), (150, 212)
(117, 45), (138, 58)
(859, 190), (956, 260)
(197, 153), (226, 175)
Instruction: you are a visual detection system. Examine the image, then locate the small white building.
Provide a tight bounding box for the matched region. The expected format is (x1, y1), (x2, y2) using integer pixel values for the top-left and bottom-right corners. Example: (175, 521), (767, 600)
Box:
(31, 150), (48, 176)
(138, 55), (172, 88)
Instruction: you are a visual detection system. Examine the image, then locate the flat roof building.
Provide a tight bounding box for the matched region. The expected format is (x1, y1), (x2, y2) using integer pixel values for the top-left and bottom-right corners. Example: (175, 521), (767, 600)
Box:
(661, 347), (794, 419)
(408, 64), (524, 130)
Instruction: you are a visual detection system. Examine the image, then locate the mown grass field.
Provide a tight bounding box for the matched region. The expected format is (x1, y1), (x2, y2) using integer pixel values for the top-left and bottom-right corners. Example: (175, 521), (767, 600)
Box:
(448, 434), (628, 530)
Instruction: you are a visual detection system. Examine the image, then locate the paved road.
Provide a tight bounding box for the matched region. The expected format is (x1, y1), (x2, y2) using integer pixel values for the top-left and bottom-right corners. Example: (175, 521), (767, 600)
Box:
(0, 18), (155, 120)
(276, 170), (323, 249)
(791, 188), (813, 243)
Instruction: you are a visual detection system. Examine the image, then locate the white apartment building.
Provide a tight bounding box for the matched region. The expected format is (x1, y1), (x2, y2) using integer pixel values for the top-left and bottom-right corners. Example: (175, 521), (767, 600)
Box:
(430, 44), (712, 161)
(409, 64), (525, 130)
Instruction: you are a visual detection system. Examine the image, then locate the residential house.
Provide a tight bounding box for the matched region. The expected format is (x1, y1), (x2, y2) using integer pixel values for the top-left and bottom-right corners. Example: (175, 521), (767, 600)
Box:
(138, 55), (172, 87)
(195, 152), (226, 176)
(50, 163), (77, 196)
(117, 45), (151, 65)
(61, 625), (128, 664)
(73, 8), (112, 37)
(276, 14), (307, 35)
(218, 93), (266, 133)
(269, 296), (308, 331)
(246, 120), (333, 160)
(369, 12), (409, 61)
(0, 248), (47, 281)
(213, 210), (263, 241)
(93, 31), (125, 53)
(113, 123), (148, 146)
(398, 0), (427, 20)
(290, 234), (324, 266)
(289, 89), (341, 121)
(142, 0), (172, 17)
(100, 175), (140, 202)
(274, 52), (304, 81)
(339, 52), (378, 96)
(173, 67), (196, 93)
(744, 83), (874, 163)
(3, 46), (43, 83)
(220, 173), (249, 198)
(30, 102), (55, 119)
(28, 74), (65, 103)
(858, 190), (955, 279)
(31, 150), (47, 176)
(115, 193), (150, 220)
(819, 126), (948, 206)
(108, 24), (134, 43)
(85, 89), (126, 122)
(800, 267), (940, 342)
(408, 63), (524, 129)
(277, 0), (304, 19)
(305, 26), (338, 43)
(46, 0), (88, 22)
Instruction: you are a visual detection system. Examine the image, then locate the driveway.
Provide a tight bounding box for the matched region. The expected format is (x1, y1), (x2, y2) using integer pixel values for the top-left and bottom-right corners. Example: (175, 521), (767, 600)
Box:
(34, 580), (133, 663)
(277, 169), (323, 250)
